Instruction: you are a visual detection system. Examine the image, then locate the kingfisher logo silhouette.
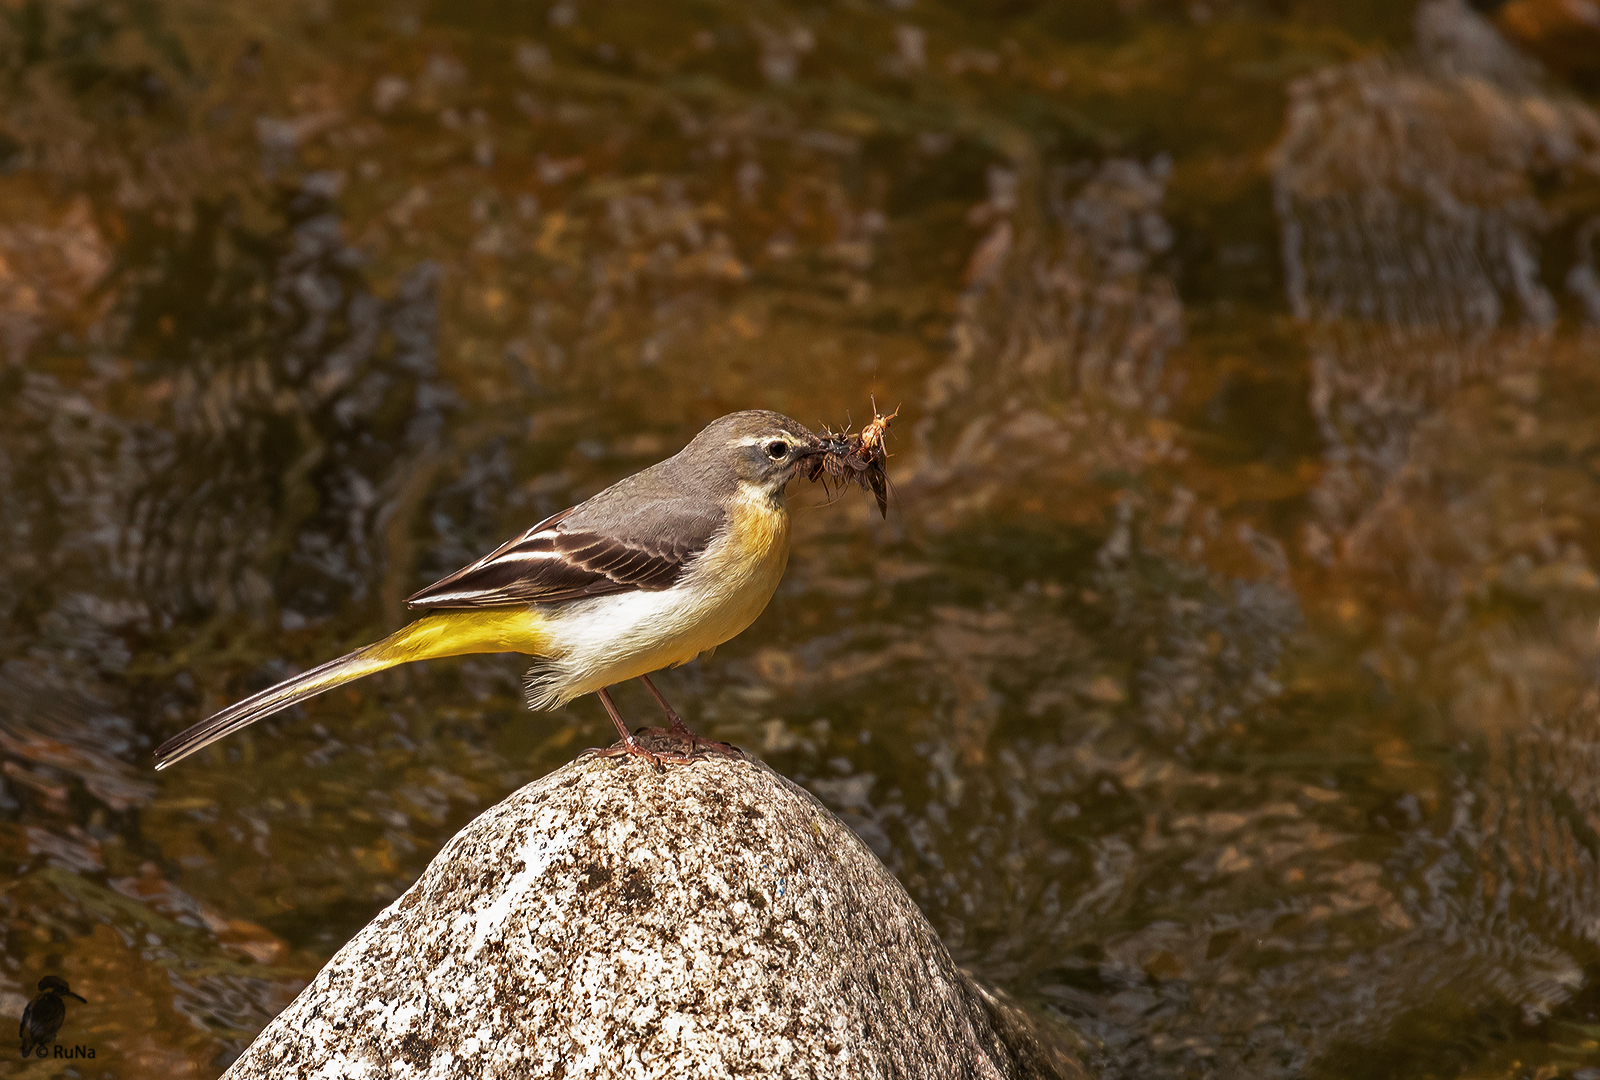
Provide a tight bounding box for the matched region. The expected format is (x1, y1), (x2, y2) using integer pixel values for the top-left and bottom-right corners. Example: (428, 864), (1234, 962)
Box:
(18, 976), (87, 1059)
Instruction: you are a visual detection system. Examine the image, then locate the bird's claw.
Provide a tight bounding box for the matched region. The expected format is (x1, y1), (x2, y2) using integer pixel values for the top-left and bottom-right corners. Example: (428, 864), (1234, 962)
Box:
(583, 734), (698, 771)
(639, 721), (741, 759)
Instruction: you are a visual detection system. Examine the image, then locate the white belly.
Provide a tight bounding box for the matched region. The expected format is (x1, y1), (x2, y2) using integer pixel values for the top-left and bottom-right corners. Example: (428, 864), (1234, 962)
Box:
(524, 491), (791, 709)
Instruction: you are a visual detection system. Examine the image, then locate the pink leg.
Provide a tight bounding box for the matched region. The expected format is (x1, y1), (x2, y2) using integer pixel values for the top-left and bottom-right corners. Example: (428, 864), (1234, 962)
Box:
(638, 674), (740, 758)
(583, 686), (696, 768)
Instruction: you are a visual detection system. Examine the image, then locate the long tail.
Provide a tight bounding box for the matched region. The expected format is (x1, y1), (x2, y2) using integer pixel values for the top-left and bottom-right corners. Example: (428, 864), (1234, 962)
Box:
(153, 610), (550, 771)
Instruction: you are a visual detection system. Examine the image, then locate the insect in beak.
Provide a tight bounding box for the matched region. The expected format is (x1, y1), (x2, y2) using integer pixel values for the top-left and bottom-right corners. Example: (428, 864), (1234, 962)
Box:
(804, 403), (898, 517)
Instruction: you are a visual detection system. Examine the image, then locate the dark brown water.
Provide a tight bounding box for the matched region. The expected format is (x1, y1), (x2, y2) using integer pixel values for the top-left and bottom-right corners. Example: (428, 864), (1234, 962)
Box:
(3, 1), (1600, 1076)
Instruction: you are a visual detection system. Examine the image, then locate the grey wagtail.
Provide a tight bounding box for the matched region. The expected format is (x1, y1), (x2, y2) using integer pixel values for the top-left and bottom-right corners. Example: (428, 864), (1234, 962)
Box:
(153, 410), (831, 770)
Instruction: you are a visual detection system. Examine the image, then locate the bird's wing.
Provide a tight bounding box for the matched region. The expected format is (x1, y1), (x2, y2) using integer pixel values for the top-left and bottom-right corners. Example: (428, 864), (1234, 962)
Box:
(405, 501), (721, 610)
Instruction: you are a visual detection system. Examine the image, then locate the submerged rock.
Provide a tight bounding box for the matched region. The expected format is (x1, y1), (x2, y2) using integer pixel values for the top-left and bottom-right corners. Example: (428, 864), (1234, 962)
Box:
(221, 734), (1086, 1079)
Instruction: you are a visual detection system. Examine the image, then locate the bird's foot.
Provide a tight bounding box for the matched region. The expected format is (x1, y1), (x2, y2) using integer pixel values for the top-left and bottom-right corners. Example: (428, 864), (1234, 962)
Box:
(588, 686), (699, 769)
(583, 731), (698, 771)
(640, 718), (741, 759)
(634, 674), (740, 758)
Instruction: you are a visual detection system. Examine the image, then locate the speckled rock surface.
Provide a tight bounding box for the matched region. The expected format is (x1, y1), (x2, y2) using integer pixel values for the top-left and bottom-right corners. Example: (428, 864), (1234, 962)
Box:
(221, 735), (1087, 1079)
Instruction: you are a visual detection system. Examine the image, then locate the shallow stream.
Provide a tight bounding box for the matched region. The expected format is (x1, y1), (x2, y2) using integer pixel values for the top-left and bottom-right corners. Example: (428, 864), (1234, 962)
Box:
(3, 1), (1600, 1076)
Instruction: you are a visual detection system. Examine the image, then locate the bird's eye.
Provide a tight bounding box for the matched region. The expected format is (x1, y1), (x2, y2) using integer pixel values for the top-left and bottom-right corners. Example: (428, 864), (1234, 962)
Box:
(765, 440), (790, 460)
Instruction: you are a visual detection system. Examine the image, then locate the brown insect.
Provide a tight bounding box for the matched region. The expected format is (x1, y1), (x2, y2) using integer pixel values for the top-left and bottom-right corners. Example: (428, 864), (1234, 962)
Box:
(803, 401), (898, 517)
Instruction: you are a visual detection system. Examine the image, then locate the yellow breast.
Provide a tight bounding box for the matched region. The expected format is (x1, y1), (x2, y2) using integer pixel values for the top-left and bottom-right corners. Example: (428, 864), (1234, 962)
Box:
(726, 484), (792, 571)
(675, 483), (792, 655)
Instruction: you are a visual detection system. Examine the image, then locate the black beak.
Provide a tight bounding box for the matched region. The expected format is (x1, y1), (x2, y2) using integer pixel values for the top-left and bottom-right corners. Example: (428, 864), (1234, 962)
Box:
(791, 434), (825, 466)
(67, 991), (86, 1003)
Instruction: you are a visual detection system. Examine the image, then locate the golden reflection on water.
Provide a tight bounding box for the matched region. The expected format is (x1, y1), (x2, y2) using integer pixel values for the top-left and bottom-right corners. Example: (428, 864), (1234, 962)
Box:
(2, 1), (1600, 1076)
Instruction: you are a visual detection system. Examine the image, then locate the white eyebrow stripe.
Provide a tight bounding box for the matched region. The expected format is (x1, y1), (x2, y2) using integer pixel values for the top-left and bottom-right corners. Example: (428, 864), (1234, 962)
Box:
(734, 433), (801, 446)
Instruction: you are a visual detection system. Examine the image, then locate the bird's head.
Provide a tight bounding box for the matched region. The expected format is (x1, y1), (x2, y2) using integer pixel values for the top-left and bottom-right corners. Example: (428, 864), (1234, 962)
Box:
(681, 410), (824, 500)
(37, 976), (85, 1002)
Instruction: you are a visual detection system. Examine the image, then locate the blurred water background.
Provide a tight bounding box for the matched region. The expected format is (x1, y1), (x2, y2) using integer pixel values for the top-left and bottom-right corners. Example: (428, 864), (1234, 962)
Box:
(2, 0), (1600, 1076)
